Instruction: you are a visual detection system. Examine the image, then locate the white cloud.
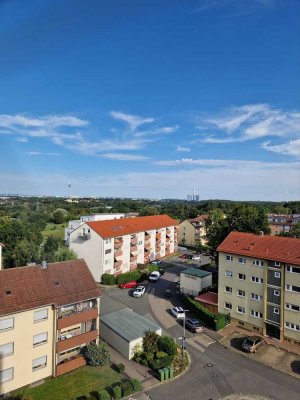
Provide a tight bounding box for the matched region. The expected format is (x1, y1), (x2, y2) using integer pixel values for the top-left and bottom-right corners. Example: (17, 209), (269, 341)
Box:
(15, 137), (28, 142)
(134, 124), (179, 138)
(262, 139), (300, 158)
(110, 111), (154, 132)
(176, 145), (191, 152)
(101, 153), (150, 161)
(0, 114), (88, 129)
(26, 151), (62, 156)
(194, 0), (274, 15)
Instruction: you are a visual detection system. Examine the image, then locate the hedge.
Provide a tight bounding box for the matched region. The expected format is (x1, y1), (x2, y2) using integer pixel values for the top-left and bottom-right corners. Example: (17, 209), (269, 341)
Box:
(116, 270), (142, 284)
(98, 390), (110, 400)
(102, 273), (116, 285)
(111, 383), (122, 399)
(130, 378), (142, 393)
(121, 380), (133, 397)
(182, 295), (226, 331)
(115, 363), (125, 373)
(149, 355), (173, 370)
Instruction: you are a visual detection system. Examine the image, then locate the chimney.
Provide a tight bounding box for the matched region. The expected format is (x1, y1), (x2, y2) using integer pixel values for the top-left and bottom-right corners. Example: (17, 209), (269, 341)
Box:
(259, 231), (264, 237)
(41, 260), (47, 269)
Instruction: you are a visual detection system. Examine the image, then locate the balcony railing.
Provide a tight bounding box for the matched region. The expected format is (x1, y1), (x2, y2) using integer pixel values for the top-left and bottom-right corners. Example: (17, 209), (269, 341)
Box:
(57, 329), (98, 353)
(57, 307), (98, 330)
(130, 245), (138, 253)
(144, 243), (151, 250)
(145, 233), (151, 240)
(58, 300), (98, 320)
(114, 260), (122, 269)
(56, 355), (86, 376)
(130, 255), (137, 262)
(131, 238), (138, 245)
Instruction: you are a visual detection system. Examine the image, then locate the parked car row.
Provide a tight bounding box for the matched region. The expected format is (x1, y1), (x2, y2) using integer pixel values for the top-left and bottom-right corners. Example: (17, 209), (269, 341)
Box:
(179, 253), (202, 260)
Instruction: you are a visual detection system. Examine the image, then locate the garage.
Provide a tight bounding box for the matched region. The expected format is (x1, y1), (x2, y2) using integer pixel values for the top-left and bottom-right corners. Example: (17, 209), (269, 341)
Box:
(100, 308), (162, 359)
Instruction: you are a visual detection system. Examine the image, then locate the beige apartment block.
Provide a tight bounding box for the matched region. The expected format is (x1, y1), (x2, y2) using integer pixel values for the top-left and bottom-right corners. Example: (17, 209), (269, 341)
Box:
(69, 214), (178, 282)
(218, 232), (300, 345)
(178, 215), (208, 247)
(0, 260), (101, 396)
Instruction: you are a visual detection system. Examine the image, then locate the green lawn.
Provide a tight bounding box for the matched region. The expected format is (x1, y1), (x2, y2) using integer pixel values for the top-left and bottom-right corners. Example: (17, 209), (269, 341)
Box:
(14, 365), (122, 400)
(42, 223), (67, 241)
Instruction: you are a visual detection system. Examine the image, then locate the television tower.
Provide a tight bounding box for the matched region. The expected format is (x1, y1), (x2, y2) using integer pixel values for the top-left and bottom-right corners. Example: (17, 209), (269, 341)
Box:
(68, 181), (72, 198)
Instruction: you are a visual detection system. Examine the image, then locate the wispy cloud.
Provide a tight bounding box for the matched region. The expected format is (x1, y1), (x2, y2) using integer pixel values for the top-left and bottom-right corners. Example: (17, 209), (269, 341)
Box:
(262, 139), (300, 158)
(197, 104), (300, 157)
(26, 151), (62, 156)
(134, 124), (179, 138)
(194, 0), (274, 16)
(101, 153), (150, 161)
(176, 145), (191, 152)
(110, 111), (154, 132)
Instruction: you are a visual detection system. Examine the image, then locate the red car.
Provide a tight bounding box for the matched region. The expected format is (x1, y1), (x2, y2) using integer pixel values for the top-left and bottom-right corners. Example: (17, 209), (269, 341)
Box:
(119, 280), (137, 289)
(179, 254), (189, 259)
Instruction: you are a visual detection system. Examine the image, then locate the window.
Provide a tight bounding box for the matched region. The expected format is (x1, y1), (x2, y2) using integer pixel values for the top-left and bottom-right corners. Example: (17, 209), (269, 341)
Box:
(275, 262), (281, 267)
(33, 309), (48, 322)
(253, 260), (264, 267)
(287, 266), (300, 274)
(285, 322), (300, 332)
(286, 284), (300, 293)
(225, 271), (233, 278)
(274, 290), (280, 296)
(0, 343), (14, 357)
(0, 317), (14, 331)
(274, 308), (280, 315)
(286, 303), (300, 312)
(105, 249), (111, 254)
(104, 259), (111, 265)
(226, 255), (233, 262)
(138, 240), (142, 245)
(251, 276), (263, 284)
(105, 238), (111, 244)
(238, 273), (246, 280)
(225, 286), (232, 293)
(0, 367), (14, 383)
(224, 302), (232, 310)
(274, 271), (281, 278)
(250, 310), (263, 319)
(237, 306), (245, 314)
(238, 258), (246, 264)
(251, 293), (263, 301)
(33, 332), (48, 347)
(32, 356), (47, 371)
(237, 290), (245, 297)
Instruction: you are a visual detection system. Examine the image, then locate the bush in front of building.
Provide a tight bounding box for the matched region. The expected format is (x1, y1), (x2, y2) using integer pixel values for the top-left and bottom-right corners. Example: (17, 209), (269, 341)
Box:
(101, 273), (116, 285)
(111, 382), (122, 399)
(98, 389), (110, 400)
(116, 270), (142, 284)
(158, 336), (177, 357)
(149, 355), (174, 370)
(130, 378), (142, 393)
(115, 363), (125, 373)
(82, 341), (110, 366)
(182, 294), (226, 331)
(121, 380), (134, 397)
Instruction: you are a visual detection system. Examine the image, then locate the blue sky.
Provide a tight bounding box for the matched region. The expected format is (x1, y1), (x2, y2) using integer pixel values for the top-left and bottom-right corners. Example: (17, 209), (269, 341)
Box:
(0, 0), (299, 200)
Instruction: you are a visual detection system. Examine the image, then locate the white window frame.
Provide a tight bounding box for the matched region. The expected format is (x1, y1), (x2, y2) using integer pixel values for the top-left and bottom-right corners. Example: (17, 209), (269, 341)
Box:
(285, 321), (300, 332)
(238, 258), (246, 264)
(238, 273), (246, 281)
(0, 342), (14, 358)
(250, 310), (263, 319)
(33, 332), (48, 347)
(225, 271), (233, 278)
(285, 303), (300, 312)
(274, 290), (280, 297)
(33, 309), (48, 323)
(237, 290), (245, 298)
(225, 286), (232, 294)
(237, 306), (245, 314)
(0, 317), (14, 331)
(251, 276), (263, 284)
(274, 271), (281, 279)
(226, 255), (233, 262)
(286, 284), (300, 293)
(274, 262), (281, 267)
(32, 356), (47, 371)
(274, 308), (280, 315)
(253, 260), (264, 267)
(224, 302), (232, 310)
(0, 367), (14, 383)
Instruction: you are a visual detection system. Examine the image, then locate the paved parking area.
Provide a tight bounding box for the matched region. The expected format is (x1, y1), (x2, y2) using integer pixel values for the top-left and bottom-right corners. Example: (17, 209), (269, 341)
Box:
(221, 331), (300, 379)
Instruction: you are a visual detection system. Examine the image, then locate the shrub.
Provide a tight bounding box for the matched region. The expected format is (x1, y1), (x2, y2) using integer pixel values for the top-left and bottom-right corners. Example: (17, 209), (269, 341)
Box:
(142, 352), (154, 361)
(139, 358), (148, 367)
(98, 390), (110, 400)
(116, 363), (125, 373)
(133, 343), (143, 357)
(148, 264), (158, 272)
(149, 355), (173, 370)
(116, 270), (141, 284)
(102, 273), (116, 285)
(111, 383), (122, 400)
(158, 336), (177, 357)
(82, 342), (110, 366)
(121, 380), (133, 397)
(143, 330), (160, 353)
(156, 350), (168, 359)
(131, 378), (142, 393)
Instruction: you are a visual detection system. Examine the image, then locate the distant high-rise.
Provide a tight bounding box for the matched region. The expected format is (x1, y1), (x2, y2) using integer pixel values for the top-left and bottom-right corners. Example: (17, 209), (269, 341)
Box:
(187, 190), (199, 201)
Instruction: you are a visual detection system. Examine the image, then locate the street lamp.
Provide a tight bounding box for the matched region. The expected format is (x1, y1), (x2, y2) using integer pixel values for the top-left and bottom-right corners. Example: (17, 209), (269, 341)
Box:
(180, 309), (189, 368)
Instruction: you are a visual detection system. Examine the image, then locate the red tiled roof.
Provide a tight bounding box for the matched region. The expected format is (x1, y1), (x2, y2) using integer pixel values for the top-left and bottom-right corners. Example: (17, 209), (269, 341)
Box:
(217, 231), (300, 266)
(188, 214), (208, 224)
(0, 259), (101, 317)
(86, 215), (178, 239)
(195, 291), (218, 306)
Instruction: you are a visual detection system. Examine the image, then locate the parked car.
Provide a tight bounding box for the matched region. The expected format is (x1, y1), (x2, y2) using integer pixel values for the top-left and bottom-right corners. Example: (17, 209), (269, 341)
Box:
(158, 268), (165, 276)
(184, 318), (203, 333)
(179, 254), (189, 259)
(119, 280), (137, 289)
(149, 271), (160, 282)
(187, 255), (193, 260)
(171, 306), (185, 319)
(242, 336), (265, 353)
(192, 255), (201, 261)
(152, 259), (162, 265)
(133, 286), (146, 297)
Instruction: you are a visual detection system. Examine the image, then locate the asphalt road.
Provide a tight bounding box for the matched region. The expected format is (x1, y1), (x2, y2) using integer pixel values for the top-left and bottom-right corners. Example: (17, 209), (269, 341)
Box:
(101, 261), (300, 400)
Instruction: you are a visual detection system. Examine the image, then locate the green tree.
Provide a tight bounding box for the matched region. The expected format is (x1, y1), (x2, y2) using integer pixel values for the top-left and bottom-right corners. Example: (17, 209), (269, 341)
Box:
(158, 336), (177, 358)
(54, 247), (77, 262)
(143, 330), (160, 354)
(52, 208), (68, 224)
(82, 342), (110, 366)
(43, 236), (61, 262)
(290, 221), (300, 238)
(12, 239), (39, 267)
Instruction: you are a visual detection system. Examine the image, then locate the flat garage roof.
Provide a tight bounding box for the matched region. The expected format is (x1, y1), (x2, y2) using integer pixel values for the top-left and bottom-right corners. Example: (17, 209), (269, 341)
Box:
(100, 308), (161, 342)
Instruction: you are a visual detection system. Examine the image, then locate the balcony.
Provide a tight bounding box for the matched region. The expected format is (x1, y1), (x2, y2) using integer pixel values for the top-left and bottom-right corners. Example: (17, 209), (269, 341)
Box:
(57, 329), (98, 353)
(144, 243), (151, 250)
(130, 245), (138, 253)
(114, 238), (123, 249)
(131, 237), (138, 245)
(56, 355), (86, 376)
(156, 233), (161, 239)
(166, 228), (171, 235)
(114, 250), (123, 259)
(145, 233), (151, 240)
(114, 260), (122, 269)
(156, 246), (161, 252)
(130, 255), (137, 262)
(58, 307), (98, 330)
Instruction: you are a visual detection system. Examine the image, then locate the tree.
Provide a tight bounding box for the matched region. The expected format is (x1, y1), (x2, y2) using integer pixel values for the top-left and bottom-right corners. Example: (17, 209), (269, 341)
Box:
(82, 342), (110, 366)
(52, 208), (68, 224)
(158, 336), (177, 358)
(54, 247), (77, 262)
(290, 221), (300, 238)
(43, 236), (61, 262)
(12, 239), (39, 267)
(143, 330), (160, 354)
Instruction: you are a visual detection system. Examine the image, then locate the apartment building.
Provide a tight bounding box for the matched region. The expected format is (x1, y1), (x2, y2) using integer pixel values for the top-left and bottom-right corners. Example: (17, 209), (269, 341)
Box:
(178, 215), (208, 246)
(218, 232), (300, 344)
(69, 215), (178, 282)
(0, 259), (100, 396)
(64, 212), (139, 244)
(268, 213), (300, 235)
